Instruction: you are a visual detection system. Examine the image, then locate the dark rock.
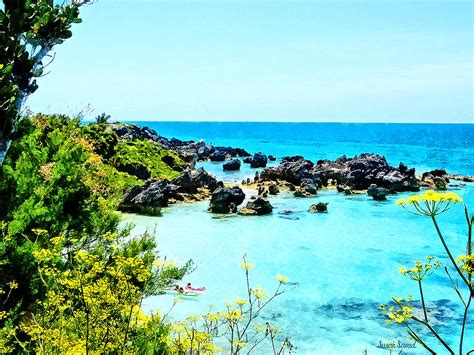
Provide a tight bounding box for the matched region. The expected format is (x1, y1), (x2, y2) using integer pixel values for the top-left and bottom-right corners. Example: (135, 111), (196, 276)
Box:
(301, 179), (318, 195)
(294, 189), (310, 198)
(119, 180), (179, 216)
(421, 169), (449, 190)
(255, 152), (420, 195)
(309, 202), (328, 213)
(209, 151), (226, 162)
(261, 156), (315, 186)
(117, 162), (151, 180)
(209, 187), (246, 213)
(447, 174), (474, 183)
(367, 184), (390, 201)
(254, 171), (260, 183)
(243, 157), (253, 164)
(259, 167), (283, 181)
(268, 155), (277, 161)
(268, 183), (279, 195)
(250, 152), (268, 168)
(223, 159), (241, 171)
(239, 196), (273, 215)
(110, 123), (160, 142)
(172, 168), (219, 193)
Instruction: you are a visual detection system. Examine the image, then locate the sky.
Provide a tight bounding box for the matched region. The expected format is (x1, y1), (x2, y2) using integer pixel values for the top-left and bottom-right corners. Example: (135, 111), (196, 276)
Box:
(27, 0), (473, 123)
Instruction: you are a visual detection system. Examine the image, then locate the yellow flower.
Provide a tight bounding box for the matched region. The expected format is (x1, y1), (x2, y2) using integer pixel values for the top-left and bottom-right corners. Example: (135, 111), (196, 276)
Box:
(240, 262), (255, 270)
(395, 198), (406, 206)
(275, 274), (289, 284)
(407, 195), (421, 204)
(251, 286), (268, 300)
(50, 236), (64, 245)
(8, 281), (18, 290)
(234, 297), (247, 306)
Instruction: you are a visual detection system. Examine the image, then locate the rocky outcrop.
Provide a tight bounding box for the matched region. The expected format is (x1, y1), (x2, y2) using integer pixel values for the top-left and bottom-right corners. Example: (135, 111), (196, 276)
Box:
(119, 168), (220, 215)
(268, 155), (277, 161)
(447, 174), (474, 183)
(309, 202), (328, 213)
(172, 168), (219, 193)
(250, 153), (268, 168)
(223, 159), (241, 171)
(166, 139), (251, 163)
(260, 153), (420, 194)
(239, 197), (273, 215)
(119, 180), (179, 216)
(209, 151), (226, 162)
(367, 184), (390, 201)
(110, 123), (160, 142)
(209, 187), (246, 213)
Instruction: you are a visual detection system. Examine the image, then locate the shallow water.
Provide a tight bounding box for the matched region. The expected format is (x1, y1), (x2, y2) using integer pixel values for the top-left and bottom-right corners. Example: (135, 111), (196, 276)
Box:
(122, 122), (474, 354)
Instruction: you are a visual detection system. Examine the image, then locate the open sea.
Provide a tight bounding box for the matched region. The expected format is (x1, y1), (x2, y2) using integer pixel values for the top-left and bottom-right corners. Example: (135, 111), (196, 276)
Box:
(122, 122), (474, 354)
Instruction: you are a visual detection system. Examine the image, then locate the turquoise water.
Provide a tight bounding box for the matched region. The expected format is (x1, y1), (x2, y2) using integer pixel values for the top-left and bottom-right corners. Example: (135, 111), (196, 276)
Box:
(123, 122), (473, 354)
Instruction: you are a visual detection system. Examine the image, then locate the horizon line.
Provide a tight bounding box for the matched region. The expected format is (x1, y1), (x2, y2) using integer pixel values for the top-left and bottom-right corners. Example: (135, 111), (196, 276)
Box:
(114, 119), (474, 125)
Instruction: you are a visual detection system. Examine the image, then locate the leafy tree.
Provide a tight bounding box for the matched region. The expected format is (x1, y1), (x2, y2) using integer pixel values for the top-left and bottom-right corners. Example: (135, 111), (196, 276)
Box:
(0, 0), (89, 162)
(95, 112), (111, 125)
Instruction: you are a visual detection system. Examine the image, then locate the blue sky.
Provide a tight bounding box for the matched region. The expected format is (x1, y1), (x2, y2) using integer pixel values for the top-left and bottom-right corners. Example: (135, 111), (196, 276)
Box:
(28, 0), (473, 122)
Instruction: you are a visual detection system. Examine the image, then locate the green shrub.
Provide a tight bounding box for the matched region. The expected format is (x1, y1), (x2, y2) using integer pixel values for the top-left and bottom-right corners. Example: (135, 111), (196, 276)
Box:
(113, 139), (184, 180)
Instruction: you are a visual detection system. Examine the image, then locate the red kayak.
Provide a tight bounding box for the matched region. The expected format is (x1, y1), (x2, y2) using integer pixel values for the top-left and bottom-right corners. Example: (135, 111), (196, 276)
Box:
(186, 286), (206, 292)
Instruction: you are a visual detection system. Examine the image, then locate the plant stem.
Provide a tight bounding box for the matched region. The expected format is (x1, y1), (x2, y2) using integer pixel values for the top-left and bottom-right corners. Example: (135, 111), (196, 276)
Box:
(460, 293), (472, 355)
(430, 215), (471, 290)
(412, 316), (454, 354)
(418, 280), (428, 322)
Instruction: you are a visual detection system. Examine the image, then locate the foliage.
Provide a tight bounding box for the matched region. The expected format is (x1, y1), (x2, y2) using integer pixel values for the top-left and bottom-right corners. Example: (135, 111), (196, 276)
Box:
(0, 114), (134, 239)
(381, 190), (473, 354)
(0, 113), (194, 352)
(0, 226), (190, 354)
(81, 122), (119, 160)
(113, 139), (184, 180)
(0, 0), (86, 148)
(95, 112), (111, 125)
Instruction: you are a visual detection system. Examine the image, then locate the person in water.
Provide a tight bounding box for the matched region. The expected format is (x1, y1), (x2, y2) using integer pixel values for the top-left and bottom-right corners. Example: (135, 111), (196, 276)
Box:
(185, 283), (206, 291)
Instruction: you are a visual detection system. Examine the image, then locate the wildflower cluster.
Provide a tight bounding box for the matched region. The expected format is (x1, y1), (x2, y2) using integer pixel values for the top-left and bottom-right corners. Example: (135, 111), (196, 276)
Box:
(456, 254), (474, 276)
(396, 190), (463, 216)
(399, 256), (441, 281)
(380, 297), (414, 324)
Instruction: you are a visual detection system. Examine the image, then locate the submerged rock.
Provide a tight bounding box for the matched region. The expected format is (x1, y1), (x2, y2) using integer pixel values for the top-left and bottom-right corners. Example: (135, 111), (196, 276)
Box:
(447, 174), (474, 183)
(209, 187), (246, 213)
(239, 197), (273, 215)
(367, 184), (390, 201)
(223, 159), (241, 171)
(268, 155), (277, 161)
(308, 202), (328, 213)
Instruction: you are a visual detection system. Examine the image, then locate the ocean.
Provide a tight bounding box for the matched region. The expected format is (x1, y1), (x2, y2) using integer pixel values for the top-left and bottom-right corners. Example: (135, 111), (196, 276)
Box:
(122, 122), (474, 354)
